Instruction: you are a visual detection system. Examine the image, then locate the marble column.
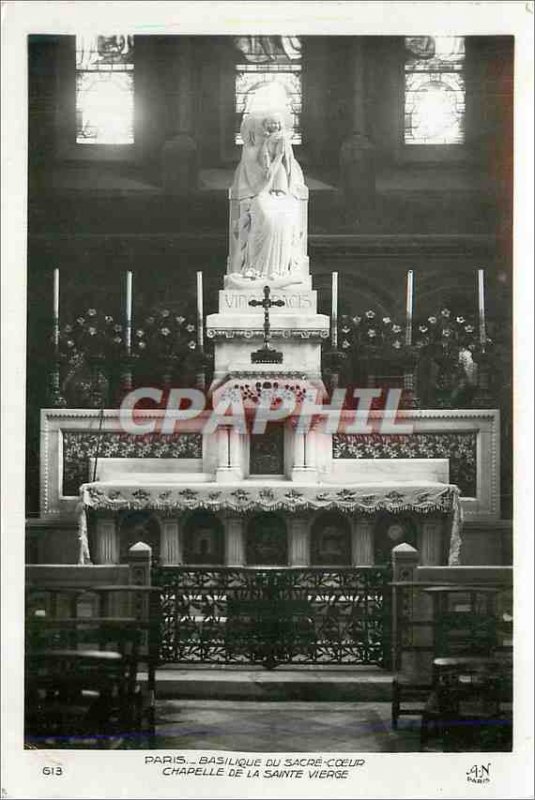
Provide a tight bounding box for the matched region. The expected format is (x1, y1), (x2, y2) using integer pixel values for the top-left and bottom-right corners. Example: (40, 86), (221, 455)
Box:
(291, 429), (318, 483)
(160, 517), (183, 565)
(288, 515), (310, 567)
(303, 430), (317, 470)
(420, 517), (444, 566)
(216, 427), (243, 482)
(293, 430), (305, 467)
(223, 515), (246, 566)
(95, 514), (119, 565)
(349, 515), (375, 566)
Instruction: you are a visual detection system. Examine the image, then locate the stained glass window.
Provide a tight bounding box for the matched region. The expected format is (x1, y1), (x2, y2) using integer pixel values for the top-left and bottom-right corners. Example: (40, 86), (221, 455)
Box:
(404, 36), (465, 145)
(76, 35), (134, 145)
(234, 36), (302, 145)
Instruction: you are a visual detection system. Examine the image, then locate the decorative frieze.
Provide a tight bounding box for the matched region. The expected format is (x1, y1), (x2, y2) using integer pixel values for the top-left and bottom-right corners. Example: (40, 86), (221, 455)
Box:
(333, 431), (477, 496)
(207, 328), (329, 340)
(62, 431), (202, 496)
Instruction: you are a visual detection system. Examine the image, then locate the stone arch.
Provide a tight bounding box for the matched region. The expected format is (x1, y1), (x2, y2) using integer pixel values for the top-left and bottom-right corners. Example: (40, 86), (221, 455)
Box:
(246, 512), (288, 566)
(310, 511), (351, 566)
(374, 512), (418, 565)
(183, 510), (224, 565)
(118, 510), (161, 564)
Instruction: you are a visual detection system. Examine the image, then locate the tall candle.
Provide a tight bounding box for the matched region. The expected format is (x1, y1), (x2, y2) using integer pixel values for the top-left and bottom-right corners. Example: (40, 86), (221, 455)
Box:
(331, 271), (338, 349)
(196, 271), (204, 350)
(53, 268), (60, 351)
(53, 268), (59, 319)
(478, 268), (487, 346)
(405, 269), (414, 346)
(125, 270), (133, 354)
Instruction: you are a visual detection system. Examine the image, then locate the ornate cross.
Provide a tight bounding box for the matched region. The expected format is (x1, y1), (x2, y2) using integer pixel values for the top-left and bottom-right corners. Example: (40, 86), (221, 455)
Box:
(249, 285), (284, 364)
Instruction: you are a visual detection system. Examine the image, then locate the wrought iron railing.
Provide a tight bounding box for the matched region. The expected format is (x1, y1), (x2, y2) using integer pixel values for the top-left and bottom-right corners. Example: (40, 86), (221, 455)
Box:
(152, 566), (392, 670)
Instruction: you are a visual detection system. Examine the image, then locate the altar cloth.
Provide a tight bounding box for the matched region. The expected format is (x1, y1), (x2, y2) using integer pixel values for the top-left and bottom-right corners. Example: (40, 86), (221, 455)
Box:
(78, 480), (462, 565)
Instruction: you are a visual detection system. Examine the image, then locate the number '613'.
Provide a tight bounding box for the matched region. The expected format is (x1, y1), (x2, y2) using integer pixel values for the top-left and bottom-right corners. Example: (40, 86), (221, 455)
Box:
(42, 767), (63, 776)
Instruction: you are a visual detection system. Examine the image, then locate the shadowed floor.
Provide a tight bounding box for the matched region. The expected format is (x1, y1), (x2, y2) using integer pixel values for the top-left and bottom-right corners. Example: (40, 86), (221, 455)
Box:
(154, 700), (422, 752)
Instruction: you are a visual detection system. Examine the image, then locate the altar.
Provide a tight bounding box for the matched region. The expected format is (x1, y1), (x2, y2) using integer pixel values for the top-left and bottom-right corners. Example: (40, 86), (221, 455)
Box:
(35, 96), (505, 574)
(79, 474), (463, 568)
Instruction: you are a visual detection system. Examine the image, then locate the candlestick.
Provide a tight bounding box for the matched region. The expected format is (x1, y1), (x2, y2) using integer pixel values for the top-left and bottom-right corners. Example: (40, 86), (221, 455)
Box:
(125, 270), (132, 354)
(53, 268), (60, 352)
(196, 271), (204, 350)
(405, 269), (414, 347)
(331, 272), (338, 349)
(478, 268), (486, 346)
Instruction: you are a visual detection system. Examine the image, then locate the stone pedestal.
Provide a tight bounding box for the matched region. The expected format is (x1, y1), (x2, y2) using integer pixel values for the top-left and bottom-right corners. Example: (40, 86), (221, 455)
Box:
(288, 516), (310, 566)
(350, 516), (374, 566)
(224, 515), (246, 566)
(160, 518), (183, 565)
(95, 515), (118, 565)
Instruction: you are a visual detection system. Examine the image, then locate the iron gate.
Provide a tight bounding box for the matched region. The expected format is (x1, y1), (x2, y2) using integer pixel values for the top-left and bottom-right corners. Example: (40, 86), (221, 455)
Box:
(152, 566), (392, 670)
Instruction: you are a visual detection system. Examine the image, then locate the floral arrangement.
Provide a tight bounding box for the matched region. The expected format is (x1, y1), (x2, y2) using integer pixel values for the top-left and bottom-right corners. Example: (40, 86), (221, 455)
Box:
(58, 309), (126, 362)
(412, 309), (486, 357)
(132, 308), (199, 362)
(337, 308), (489, 361)
(338, 311), (407, 356)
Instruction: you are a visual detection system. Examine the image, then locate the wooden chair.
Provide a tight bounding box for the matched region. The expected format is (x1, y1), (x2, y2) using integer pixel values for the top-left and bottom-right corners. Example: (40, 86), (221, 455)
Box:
(25, 585), (159, 750)
(391, 583), (512, 736)
(420, 656), (513, 752)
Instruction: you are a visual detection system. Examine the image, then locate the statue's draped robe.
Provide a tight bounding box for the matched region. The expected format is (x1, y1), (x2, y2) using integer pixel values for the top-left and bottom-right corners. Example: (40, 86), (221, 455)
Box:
(230, 136), (307, 279)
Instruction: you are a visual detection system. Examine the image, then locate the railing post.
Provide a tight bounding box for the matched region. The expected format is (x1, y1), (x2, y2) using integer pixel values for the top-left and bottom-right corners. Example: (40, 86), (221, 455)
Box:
(127, 540), (155, 741)
(391, 543), (419, 673)
(128, 541), (152, 624)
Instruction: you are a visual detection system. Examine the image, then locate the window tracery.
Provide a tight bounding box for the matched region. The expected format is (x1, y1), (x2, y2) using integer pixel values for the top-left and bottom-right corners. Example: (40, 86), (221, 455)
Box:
(404, 36), (465, 145)
(76, 34), (134, 145)
(234, 36), (303, 145)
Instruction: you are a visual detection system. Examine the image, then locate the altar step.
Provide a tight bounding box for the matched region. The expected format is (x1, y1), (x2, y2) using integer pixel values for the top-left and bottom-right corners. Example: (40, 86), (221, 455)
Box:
(140, 666), (394, 702)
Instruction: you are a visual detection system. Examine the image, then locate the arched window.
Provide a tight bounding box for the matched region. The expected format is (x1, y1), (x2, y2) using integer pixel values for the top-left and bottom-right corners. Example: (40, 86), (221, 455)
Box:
(76, 35), (134, 145)
(404, 36), (465, 145)
(234, 36), (302, 145)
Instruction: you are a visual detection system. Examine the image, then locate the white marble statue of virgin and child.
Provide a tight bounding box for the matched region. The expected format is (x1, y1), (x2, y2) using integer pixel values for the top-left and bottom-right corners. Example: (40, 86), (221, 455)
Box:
(227, 105), (309, 290)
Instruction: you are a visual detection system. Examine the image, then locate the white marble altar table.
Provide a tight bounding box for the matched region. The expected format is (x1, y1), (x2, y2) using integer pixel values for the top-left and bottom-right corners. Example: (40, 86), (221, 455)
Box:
(79, 480), (463, 565)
